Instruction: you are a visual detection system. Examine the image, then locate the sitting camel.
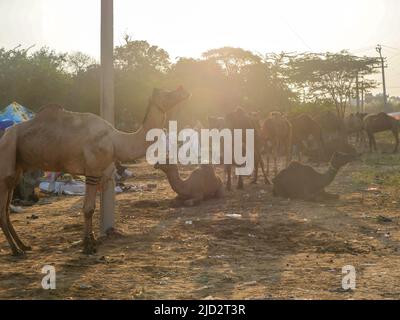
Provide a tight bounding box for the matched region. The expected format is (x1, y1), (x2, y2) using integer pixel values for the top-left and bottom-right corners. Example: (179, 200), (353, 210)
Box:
(272, 152), (358, 201)
(0, 86), (190, 256)
(154, 163), (224, 206)
(363, 112), (399, 153)
(260, 111), (292, 176)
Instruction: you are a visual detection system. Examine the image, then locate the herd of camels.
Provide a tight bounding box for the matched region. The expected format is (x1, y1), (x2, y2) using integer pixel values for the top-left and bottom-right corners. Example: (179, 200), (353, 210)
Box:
(0, 86), (399, 256)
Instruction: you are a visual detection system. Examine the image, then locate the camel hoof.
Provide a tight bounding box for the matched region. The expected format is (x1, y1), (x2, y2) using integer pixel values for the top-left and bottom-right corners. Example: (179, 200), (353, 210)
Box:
(20, 244), (32, 251)
(183, 200), (195, 207)
(12, 248), (26, 257)
(83, 245), (97, 255)
(83, 236), (97, 255)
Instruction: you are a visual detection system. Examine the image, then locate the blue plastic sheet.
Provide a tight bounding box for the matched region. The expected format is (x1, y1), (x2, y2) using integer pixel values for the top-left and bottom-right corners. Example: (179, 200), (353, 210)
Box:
(0, 102), (34, 129)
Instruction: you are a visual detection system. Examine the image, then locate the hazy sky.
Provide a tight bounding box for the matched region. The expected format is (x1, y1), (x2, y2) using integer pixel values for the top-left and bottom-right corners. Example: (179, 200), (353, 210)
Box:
(1, 0), (400, 95)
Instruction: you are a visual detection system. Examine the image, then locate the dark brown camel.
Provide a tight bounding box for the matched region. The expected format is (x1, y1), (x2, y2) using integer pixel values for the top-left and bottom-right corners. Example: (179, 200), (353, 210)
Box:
(345, 113), (367, 146)
(260, 112), (292, 176)
(272, 152), (359, 201)
(313, 111), (346, 141)
(289, 114), (324, 162)
(364, 112), (399, 153)
(303, 137), (358, 163)
(208, 109), (269, 190)
(224, 107), (270, 190)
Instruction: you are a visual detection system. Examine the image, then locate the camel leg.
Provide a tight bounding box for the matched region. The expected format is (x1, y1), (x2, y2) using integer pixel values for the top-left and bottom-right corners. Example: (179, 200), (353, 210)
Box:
(367, 132), (374, 152)
(317, 190), (340, 201)
(0, 183), (24, 256)
(6, 188), (31, 251)
(251, 156), (259, 184)
(372, 134), (378, 152)
(273, 147), (278, 177)
(82, 182), (98, 254)
(225, 165), (232, 191)
(237, 175), (244, 190)
(258, 155), (270, 185)
(183, 194), (203, 207)
(392, 129), (399, 153)
(216, 184), (225, 198)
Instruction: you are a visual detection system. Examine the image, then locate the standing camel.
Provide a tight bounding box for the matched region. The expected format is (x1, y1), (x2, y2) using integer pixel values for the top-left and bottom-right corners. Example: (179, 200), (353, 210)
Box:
(289, 114), (324, 162)
(224, 107), (269, 190)
(0, 86), (190, 256)
(313, 111), (346, 141)
(364, 112), (399, 153)
(260, 112), (292, 176)
(345, 113), (367, 147)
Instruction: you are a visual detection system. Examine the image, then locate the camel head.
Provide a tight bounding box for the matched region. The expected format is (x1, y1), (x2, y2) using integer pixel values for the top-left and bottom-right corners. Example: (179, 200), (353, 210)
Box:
(154, 160), (178, 174)
(330, 152), (360, 170)
(150, 86), (191, 113)
(208, 116), (226, 129)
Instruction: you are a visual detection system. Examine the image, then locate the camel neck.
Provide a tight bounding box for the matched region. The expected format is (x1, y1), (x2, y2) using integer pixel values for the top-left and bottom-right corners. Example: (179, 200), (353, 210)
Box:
(164, 168), (188, 196)
(320, 164), (339, 188)
(112, 105), (166, 162)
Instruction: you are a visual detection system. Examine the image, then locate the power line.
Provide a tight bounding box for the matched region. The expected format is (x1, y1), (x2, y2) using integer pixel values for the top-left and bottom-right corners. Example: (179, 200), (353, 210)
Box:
(279, 15), (312, 51)
(381, 44), (400, 52)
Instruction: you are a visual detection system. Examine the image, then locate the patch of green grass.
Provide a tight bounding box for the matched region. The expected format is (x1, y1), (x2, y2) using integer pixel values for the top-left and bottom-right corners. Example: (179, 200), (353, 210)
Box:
(363, 153), (400, 166)
(352, 166), (400, 188)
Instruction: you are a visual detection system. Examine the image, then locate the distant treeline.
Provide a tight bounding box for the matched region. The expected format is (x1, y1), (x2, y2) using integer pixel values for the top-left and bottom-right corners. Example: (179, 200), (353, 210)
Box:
(1, 38), (398, 131)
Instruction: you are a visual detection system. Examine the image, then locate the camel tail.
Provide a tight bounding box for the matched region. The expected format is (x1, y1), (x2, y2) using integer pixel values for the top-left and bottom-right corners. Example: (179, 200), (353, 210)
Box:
(0, 127), (18, 181)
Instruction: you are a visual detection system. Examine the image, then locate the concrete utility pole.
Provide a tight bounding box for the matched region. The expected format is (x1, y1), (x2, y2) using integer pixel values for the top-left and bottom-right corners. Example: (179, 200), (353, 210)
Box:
(376, 44), (388, 111)
(100, 0), (115, 235)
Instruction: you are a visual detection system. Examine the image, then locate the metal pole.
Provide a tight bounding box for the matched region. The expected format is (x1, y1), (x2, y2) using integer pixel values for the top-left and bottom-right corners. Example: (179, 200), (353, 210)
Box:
(100, 0), (115, 235)
(376, 45), (388, 111)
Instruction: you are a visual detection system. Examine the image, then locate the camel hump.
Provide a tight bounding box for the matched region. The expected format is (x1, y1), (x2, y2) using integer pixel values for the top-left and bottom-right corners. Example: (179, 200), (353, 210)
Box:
(38, 104), (64, 114)
(36, 104), (65, 119)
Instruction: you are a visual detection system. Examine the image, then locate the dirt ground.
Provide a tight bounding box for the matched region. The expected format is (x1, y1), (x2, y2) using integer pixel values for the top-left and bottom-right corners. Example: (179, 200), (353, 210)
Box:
(1, 139), (400, 300)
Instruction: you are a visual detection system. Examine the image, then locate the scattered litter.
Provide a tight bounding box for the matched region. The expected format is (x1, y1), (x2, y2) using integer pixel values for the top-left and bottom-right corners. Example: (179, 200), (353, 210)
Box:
(366, 187), (380, 192)
(79, 284), (93, 290)
(40, 180), (85, 196)
(238, 281), (257, 288)
(376, 215), (393, 223)
(209, 255), (227, 259)
(384, 232), (391, 238)
(185, 220), (193, 225)
(115, 186), (124, 194)
(71, 240), (83, 247)
(10, 205), (23, 213)
(226, 214), (242, 219)
(248, 234), (256, 238)
(26, 214), (39, 220)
